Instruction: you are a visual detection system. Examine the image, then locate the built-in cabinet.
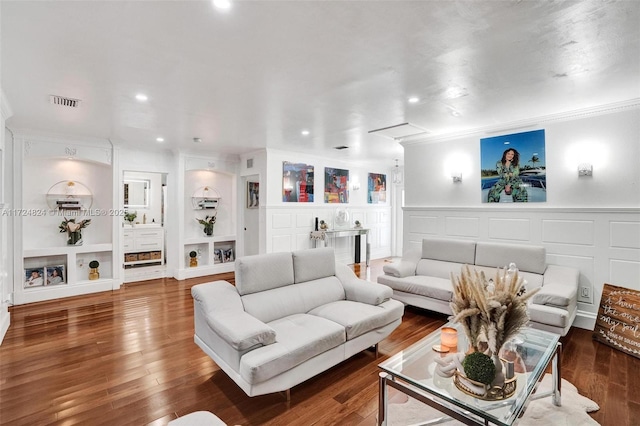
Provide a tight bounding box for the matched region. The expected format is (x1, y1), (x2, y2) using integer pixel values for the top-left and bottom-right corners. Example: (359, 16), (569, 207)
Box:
(123, 226), (164, 267)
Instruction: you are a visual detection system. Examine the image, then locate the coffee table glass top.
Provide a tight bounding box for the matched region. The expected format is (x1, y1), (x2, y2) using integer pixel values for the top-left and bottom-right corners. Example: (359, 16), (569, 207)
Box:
(379, 322), (560, 426)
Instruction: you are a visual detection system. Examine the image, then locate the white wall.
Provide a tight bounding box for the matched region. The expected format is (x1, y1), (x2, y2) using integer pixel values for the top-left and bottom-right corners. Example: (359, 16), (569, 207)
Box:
(0, 91), (13, 344)
(260, 148), (396, 264)
(401, 101), (640, 330)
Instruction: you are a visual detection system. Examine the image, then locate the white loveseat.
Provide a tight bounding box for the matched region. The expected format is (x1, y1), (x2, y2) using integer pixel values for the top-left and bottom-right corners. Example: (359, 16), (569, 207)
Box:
(192, 247), (404, 397)
(378, 237), (579, 336)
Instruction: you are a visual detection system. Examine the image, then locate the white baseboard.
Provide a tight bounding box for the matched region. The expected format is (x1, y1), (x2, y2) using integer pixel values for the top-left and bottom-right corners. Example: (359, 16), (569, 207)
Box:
(0, 306), (10, 346)
(573, 309), (597, 331)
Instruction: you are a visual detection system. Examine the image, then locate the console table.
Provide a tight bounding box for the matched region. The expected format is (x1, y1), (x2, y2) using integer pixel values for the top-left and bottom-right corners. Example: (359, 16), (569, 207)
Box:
(310, 228), (370, 265)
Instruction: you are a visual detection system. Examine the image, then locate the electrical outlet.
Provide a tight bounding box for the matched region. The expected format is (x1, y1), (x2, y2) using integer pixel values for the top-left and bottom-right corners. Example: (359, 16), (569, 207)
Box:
(580, 286), (590, 298)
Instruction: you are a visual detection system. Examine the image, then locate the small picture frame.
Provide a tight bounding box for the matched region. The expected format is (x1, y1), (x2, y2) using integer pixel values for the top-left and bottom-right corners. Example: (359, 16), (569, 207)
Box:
(213, 248), (223, 264)
(45, 265), (66, 286)
(247, 182), (259, 208)
(24, 267), (46, 288)
(223, 248), (234, 263)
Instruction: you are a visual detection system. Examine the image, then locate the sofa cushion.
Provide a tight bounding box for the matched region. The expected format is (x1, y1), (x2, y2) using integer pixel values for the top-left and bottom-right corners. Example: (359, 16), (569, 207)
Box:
(241, 285), (305, 323)
(235, 252), (294, 296)
(377, 275), (453, 302)
(471, 266), (544, 291)
(416, 259), (470, 281)
(528, 303), (572, 328)
(239, 314), (345, 384)
(292, 247), (336, 283)
(532, 285), (577, 308)
(475, 242), (546, 274)
(422, 237), (476, 264)
(308, 299), (404, 340)
(296, 276), (345, 312)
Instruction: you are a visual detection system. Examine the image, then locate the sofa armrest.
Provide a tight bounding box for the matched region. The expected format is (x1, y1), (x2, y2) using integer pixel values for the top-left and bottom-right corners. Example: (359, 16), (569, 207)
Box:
(382, 248), (421, 278)
(206, 311), (276, 351)
(192, 281), (276, 350)
(533, 265), (579, 308)
(335, 263), (392, 305)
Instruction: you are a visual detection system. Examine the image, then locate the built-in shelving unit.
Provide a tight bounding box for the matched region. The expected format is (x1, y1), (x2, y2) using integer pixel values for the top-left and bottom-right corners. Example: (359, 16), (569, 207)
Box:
(13, 135), (116, 305)
(176, 155), (238, 280)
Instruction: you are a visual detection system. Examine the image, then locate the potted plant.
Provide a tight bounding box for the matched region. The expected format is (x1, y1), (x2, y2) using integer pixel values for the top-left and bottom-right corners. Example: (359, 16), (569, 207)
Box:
(88, 260), (100, 280)
(189, 250), (198, 267)
(59, 217), (91, 246)
(124, 211), (137, 226)
(196, 215), (216, 236)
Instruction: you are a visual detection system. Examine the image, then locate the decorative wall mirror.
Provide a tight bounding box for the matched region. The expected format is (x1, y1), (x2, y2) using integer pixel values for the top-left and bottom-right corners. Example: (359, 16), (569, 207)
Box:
(123, 179), (150, 208)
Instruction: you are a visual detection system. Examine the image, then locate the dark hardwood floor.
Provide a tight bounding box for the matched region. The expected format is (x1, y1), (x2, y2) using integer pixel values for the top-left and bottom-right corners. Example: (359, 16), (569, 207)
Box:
(1, 260), (638, 425)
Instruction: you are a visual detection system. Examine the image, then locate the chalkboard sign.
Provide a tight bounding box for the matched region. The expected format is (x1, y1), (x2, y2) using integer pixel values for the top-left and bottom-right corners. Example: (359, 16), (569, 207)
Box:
(593, 283), (640, 359)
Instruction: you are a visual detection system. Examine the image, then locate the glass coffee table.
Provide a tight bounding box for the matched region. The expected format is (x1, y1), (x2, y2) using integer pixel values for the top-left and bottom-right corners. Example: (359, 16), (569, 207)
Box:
(378, 322), (561, 425)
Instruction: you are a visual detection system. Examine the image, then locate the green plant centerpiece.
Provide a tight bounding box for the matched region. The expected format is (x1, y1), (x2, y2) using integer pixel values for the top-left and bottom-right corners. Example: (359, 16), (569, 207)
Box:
(124, 211), (137, 225)
(88, 260), (100, 280)
(462, 352), (495, 385)
(59, 217), (91, 246)
(196, 214), (216, 236)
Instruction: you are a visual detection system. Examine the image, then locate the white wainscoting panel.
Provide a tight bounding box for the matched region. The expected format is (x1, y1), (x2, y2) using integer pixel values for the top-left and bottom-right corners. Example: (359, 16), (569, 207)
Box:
(296, 213), (313, 229)
(445, 216), (479, 238)
(272, 213), (293, 229)
(271, 234), (292, 253)
(610, 221), (640, 249)
(296, 232), (311, 250)
(366, 211), (379, 225)
(610, 259), (640, 291)
(542, 220), (594, 245)
(408, 215), (438, 235)
(488, 218), (531, 241)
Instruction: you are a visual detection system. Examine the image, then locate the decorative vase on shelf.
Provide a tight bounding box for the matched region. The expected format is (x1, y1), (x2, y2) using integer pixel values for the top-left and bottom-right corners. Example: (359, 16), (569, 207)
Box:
(189, 251), (198, 267)
(68, 230), (83, 246)
(88, 260), (100, 280)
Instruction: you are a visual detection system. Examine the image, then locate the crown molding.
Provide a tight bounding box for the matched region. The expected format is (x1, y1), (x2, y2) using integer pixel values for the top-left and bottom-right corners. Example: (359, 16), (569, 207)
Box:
(401, 98), (640, 146)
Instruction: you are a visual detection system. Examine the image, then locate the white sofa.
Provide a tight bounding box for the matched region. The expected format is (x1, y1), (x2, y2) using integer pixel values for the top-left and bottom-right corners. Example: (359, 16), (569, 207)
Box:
(378, 237), (579, 336)
(192, 247), (404, 398)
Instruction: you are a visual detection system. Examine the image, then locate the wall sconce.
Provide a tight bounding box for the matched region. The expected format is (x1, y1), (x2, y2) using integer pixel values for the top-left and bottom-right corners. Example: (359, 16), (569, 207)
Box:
(578, 163), (593, 177)
(451, 172), (462, 183)
(392, 159), (403, 185)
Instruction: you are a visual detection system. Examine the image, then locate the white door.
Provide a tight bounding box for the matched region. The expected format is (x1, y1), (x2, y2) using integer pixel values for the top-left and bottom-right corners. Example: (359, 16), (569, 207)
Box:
(243, 175), (260, 256)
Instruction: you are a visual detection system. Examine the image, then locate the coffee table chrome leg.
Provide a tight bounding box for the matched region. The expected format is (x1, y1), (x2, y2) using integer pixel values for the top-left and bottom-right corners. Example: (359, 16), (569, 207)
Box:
(378, 372), (389, 426)
(552, 342), (562, 406)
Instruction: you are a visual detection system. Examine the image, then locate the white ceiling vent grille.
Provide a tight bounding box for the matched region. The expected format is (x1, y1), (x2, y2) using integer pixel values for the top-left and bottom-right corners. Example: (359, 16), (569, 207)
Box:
(49, 95), (81, 108)
(368, 122), (429, 140)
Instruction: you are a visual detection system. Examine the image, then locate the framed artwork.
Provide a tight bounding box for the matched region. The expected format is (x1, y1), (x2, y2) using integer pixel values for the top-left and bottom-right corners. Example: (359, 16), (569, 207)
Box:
(367, 173), (387, 204)
(247, 182), (259, 208)
(480, 129), (546, 203)
(213, 248), (223, 264)
(324, 167), (349, 203)
(283, 162), (314, 202)
(46, 265), (66, 286)
(24, 267), (46, 288)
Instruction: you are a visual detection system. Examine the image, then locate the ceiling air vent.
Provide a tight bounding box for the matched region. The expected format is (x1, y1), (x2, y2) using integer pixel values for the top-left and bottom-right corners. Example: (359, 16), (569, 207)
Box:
(49, 95), (82, 108)
(334, 145), (349, 150)
(368, 122), (429, 140)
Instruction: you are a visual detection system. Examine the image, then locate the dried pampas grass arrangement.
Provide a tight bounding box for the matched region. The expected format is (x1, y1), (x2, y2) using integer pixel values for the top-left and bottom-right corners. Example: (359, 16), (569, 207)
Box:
(450, 264), (539, 356)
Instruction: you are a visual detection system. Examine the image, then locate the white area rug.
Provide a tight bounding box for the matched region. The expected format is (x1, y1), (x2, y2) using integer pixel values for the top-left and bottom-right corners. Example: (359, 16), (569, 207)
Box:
(387, 374), (600, 425)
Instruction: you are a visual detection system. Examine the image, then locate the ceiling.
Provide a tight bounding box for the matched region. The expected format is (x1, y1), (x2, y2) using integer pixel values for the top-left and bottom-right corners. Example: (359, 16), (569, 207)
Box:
(2, 1), (639, 164)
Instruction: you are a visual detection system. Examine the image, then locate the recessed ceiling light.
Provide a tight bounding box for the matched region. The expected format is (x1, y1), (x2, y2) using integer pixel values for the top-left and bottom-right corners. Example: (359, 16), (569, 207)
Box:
(213, 0), (231, 9)
(450, 110), (461, 117)
(301, 130), (310, 136)
(135, 94), (148, 102)
(193, 137), (202, 143)
(156, 137), (164, 142)
(408, 97), (420, 103)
